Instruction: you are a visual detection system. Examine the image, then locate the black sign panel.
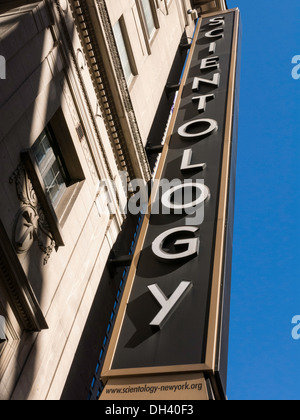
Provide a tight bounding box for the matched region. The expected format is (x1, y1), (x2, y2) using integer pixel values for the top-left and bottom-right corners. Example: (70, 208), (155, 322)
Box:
(108, 10), (240, 375)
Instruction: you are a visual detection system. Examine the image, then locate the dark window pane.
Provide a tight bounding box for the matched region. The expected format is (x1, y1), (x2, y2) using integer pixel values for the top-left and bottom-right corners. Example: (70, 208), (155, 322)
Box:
(33, 133), (51, 166)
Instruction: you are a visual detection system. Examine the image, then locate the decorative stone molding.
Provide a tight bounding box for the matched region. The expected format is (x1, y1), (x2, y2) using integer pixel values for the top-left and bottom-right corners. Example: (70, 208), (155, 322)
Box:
(69, 0), (151, 183)
(95, 0), (151, 180)
(0, 303), (20, 380)
(53, 0), (115, 184)
(61, 81), (99, 183)
(0, 219), (48, 332)
(59, 0), (69, 13)
(10, 163), (56, 265)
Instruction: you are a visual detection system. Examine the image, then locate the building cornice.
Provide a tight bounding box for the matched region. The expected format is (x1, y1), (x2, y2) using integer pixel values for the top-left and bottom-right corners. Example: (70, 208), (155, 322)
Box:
(69, 0), (151, 183)
(53, 0), (115, 183)
(191, 0), (228, 14)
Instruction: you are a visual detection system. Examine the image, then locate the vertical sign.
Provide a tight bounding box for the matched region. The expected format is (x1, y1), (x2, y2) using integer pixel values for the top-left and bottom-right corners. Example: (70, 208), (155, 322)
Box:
(101, 9), (241, 399)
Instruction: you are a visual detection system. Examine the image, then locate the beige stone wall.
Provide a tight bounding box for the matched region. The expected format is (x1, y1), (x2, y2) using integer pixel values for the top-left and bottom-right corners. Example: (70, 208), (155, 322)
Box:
(0, 0), (194, 400)
(0, 1), (123, 400)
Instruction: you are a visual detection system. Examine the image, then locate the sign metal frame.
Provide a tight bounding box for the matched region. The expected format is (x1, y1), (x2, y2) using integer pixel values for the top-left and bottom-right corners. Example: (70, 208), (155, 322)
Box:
(101, 8), (241, 385)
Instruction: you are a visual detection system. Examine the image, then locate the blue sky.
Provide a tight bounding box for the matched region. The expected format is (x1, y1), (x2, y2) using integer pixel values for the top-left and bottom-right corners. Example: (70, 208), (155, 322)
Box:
(226, 0), (300, 400)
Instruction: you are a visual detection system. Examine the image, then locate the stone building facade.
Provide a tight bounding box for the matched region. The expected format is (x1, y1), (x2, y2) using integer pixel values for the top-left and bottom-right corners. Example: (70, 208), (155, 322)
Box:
(0, 0), (227, 400)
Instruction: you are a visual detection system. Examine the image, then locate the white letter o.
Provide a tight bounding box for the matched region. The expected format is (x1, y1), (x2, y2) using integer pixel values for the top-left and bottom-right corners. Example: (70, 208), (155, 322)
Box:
(178, 118), (218, 139)
(161, 182), (210, 211)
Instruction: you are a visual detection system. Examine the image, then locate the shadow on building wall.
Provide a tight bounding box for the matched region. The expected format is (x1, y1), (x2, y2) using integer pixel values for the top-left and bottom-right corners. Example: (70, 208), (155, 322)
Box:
(0, 0), (75, 400)
(61, 38), (189, 401)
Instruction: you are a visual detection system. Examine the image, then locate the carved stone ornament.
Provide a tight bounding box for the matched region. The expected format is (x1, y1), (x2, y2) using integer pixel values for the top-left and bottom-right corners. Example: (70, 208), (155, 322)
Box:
(59, 0), (69, 13)
(9, 164), (56, 265)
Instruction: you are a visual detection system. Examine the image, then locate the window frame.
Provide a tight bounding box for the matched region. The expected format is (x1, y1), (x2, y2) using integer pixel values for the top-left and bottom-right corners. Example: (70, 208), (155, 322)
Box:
(32, 126), (69, 210)
(140, 0), (157, 41)
(113, 19), (133, 84)
(136, 0), (159, 55)
(21, 108), (86, 248)
(21, 149), (65, 248)
(113, 17), (138, 85)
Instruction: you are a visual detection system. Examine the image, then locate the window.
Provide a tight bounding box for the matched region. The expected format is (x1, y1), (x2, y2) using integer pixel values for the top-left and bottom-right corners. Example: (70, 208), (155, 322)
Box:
(32, 127), (68, 209)
(0, 316), (6, 353)
(20, 108), (85, 247)
(140, 0), (156, 39)
(113, 20), (134, 84)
